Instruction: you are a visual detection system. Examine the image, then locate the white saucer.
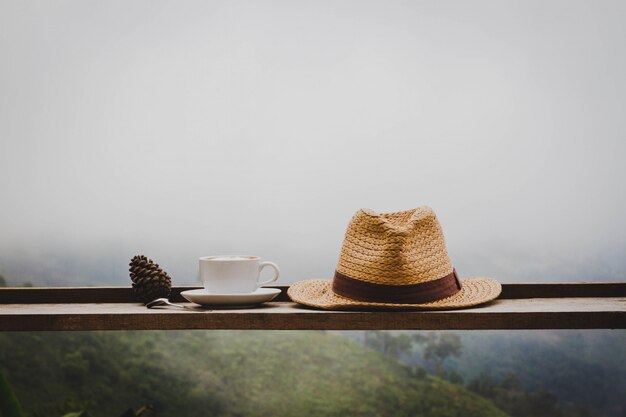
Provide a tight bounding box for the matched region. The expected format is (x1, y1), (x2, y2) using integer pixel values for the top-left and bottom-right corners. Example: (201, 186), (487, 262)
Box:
(181, 288), (281, 307)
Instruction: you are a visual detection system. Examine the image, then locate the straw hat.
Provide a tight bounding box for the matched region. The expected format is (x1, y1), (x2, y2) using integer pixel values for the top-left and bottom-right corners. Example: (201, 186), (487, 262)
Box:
(288, 206), (501, 310)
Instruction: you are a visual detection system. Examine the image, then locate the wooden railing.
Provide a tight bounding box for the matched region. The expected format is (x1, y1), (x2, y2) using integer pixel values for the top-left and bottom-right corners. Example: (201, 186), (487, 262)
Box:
(1, 283), (624, 331)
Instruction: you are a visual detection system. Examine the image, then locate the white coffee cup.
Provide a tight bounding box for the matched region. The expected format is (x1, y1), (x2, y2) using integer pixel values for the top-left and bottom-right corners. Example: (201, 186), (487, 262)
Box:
(198, 255), (280, 294)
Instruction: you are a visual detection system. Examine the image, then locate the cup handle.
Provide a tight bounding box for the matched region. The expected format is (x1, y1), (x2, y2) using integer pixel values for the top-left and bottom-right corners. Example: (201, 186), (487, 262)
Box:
(257, 261), (280, 287)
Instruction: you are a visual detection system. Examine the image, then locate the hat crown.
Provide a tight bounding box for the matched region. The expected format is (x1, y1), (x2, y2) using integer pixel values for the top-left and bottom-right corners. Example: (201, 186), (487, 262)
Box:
(336, 206), (454, 285)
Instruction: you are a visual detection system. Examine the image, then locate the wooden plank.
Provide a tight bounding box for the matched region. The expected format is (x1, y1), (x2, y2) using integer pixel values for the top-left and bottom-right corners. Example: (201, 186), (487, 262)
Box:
(0, 286), (290, 304)
(1, 282), (625, 304)
(0, 286), (137, 304)
(0, 298), (624, 331)
(499, 282), (626, 299)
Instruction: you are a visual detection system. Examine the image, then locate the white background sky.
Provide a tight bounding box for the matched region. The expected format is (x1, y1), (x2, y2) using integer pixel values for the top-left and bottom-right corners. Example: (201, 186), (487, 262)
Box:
(1, 0), (625, 285)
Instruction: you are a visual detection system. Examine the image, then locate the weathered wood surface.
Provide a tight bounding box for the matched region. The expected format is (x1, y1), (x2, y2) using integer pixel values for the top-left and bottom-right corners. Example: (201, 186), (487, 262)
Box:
(1, 282), (625, 304)
(0, 283), (624, 331)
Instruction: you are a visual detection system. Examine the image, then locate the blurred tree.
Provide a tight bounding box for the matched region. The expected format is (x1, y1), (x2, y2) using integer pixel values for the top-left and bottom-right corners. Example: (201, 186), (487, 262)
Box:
(0, 370), (25, 417)
(413, 332), (463, 375)
(363, 331), (413, 360)
(61, 352), (90, 384)
(467, 371), (588, 417)
(501, 372), (521, 390)
(0, 274), (7, 287)
(468, 373), (497, 398)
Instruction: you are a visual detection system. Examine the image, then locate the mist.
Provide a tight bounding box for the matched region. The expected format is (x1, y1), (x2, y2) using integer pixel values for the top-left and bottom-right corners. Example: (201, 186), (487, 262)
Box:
(1, 0), (625, 286)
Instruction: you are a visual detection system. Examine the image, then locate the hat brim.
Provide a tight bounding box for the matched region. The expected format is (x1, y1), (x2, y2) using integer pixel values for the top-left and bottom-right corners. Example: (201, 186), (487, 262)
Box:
(288, 277), (501, 310)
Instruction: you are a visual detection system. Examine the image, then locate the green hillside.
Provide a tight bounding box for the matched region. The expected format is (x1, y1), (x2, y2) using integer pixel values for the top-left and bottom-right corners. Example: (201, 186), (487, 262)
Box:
(444, 330), (626, 417)
(0, 331), (508, 417)
(354, 330), (626, 417)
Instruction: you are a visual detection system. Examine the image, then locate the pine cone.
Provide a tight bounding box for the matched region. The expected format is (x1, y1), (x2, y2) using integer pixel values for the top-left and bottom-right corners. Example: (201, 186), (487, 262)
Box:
(129, 255), (172, 304)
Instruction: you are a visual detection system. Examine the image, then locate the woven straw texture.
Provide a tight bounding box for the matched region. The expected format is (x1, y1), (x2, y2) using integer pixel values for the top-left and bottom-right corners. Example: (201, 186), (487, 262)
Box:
(288, 206), (501, 310)
(338, 207), (454, 285)
(288, 277), (501, 310)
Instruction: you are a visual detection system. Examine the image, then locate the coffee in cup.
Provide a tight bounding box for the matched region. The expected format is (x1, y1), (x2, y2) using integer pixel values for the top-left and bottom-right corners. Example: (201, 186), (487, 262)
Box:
(198, 255), (280, 294)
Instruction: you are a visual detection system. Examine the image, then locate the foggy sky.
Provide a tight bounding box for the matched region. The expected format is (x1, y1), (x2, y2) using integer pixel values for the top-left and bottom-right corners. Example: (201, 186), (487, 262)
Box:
(1, 0), (625, 285)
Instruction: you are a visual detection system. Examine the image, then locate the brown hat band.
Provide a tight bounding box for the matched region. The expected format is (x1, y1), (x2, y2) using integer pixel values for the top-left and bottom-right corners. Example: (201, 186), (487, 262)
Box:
(331, 269), (462, 304)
